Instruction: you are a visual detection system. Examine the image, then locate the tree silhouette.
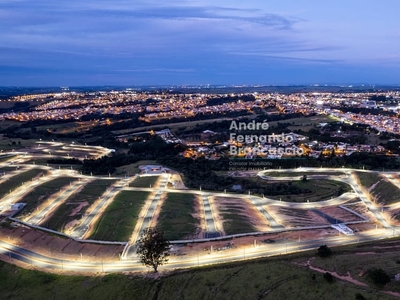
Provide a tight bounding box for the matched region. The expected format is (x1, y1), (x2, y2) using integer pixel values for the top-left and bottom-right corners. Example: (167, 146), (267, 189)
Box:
(136, 227), (170, 272)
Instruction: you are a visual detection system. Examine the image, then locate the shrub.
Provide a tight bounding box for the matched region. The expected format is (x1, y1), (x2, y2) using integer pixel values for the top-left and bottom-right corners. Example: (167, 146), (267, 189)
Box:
(368, 268), (390, 286)
(317, 245), (332, 257)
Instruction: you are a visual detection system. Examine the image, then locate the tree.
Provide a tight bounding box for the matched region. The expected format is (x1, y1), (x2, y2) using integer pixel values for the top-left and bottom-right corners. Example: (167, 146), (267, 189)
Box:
(317, 245), (332, 257)
(136, 227), (170, 272)
(368, 268), (390, 286)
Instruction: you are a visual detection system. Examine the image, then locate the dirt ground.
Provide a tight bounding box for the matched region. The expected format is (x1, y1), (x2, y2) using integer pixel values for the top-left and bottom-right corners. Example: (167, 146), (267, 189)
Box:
(0, 225), (124, 262)
(191, 195), (206, 239)
(213, 196), (270, 232)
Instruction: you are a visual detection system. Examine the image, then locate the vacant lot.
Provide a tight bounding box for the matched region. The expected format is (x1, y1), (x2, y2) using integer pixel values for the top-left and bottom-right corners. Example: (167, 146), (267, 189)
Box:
(129, 176), (159, 188)
(355, 172), (382, 189)
(157, 193), (199, 240)
(0, 166), (16, 173)
(0, 168), (47, 200)
(0, 137), (37, 151)
(265, 179), (352, 202)
(213, 197), (257, 235)
(42, 179), (117, 232)
(16, 177), (76, 216)
(0, 155), (17, 163)
(114, 160), (157, 176)
(89, 191), (149, 242)
(370, 180), (400, 205)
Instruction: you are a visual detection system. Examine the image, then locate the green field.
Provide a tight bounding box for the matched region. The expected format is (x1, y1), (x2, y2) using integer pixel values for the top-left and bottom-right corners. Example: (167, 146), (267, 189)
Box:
(276, 115), (336, 132)
(0, 166), (16, 173)
(281, 179), (351, 202)
(129, 176), (159, 188)
(0, 168), (47, 200)
(16, 177), (76, 216)
(42, 179), (118, 232)
(114, 160), (157, 176)
(0, 137), (38, 151)
(157, 193), (199, 240)
(0, 238), (399, 300)
(88, 191), (149, 242)
(248, 176), (352, 202)
(355, 172), (382, 189)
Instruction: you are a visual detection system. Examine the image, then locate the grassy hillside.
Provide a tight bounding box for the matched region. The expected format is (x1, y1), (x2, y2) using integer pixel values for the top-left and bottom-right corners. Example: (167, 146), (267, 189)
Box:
(1, 239), (400, 300)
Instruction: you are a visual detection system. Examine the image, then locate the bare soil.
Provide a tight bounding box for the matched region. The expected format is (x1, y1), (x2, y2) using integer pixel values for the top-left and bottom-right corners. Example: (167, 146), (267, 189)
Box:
(0, 226), (124, 262)
(213, 196), (270, 232)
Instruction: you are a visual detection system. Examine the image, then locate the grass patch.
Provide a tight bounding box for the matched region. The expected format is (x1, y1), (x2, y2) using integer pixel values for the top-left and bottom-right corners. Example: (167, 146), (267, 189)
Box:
(129, 176), (159, 188)
(355, 172), (400, 205)
(248, 177), (352, 202)
(158, 193), (199, 240)
(1, 238), (400, 299)
(114, 160), (157, 176)
(16, 177), (76, 216)
(42, 179), (117, 232)
(0, 168), (47, 200)
(0, 138), (38, 151)
(0, 166), (17, 173)
(370, 180), (400, 205)
(355, 172), (382, 189)
(88, 191), (149, 241)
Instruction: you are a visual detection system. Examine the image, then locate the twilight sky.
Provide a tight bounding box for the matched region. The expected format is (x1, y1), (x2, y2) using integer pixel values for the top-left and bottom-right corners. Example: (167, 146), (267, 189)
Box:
(1, 0), (400, 86)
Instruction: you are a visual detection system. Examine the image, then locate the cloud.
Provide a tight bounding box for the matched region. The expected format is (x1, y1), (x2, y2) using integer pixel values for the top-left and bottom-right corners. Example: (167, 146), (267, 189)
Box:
(1, 1), (400, 85)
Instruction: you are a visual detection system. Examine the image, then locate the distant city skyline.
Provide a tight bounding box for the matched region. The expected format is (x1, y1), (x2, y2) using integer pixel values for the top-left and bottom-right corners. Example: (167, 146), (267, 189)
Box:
(1, 1), (400, 86)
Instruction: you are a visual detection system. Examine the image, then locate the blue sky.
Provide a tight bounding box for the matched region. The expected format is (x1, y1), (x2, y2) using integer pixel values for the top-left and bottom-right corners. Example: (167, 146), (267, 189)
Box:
(1, 0), (399, 86)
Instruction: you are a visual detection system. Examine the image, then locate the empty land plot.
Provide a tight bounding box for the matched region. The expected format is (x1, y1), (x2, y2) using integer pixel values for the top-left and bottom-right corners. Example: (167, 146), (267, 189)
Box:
(0, 166), (16, 173)
(15, 177), (76, 216)
(114, 160), (157, 176)
(354, 172), (400, 205)
(318, 206), (366, 223)
(267, 179), (352, 202)
(355, 172), (382, 189)
(0, 168), (47, 200)
(42, 179), (117, 232)
(157, 193), (199, 240)
(129, 176), (158, 188)
(214, 197), (258, 235)
(0, 155), (16, 163)
(88, 191), (149, 242)
(369, 179), (400, 205)
(270, 206), (330, 227)
(264, 171), (345, 177)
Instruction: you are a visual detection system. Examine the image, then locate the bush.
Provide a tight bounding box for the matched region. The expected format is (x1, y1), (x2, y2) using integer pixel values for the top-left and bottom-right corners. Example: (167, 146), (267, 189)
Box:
(323, 272), (334, 282)
(368, 268), (390, 286)
(317, 245), (332, 257)
(355, 293), (366, 300)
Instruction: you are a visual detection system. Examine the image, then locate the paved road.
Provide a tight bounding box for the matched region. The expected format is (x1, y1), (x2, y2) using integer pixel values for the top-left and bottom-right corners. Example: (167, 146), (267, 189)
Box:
(201, 194), (221, 238)
(258, 168), (392, 228)
(123, 174), (170, 258)
(26, 178), (92, 225)
(248, 196), (285, 229)
(70, 177), (134, 239)
(0, 172), (58, 215)
(0, 227), (398, 273)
